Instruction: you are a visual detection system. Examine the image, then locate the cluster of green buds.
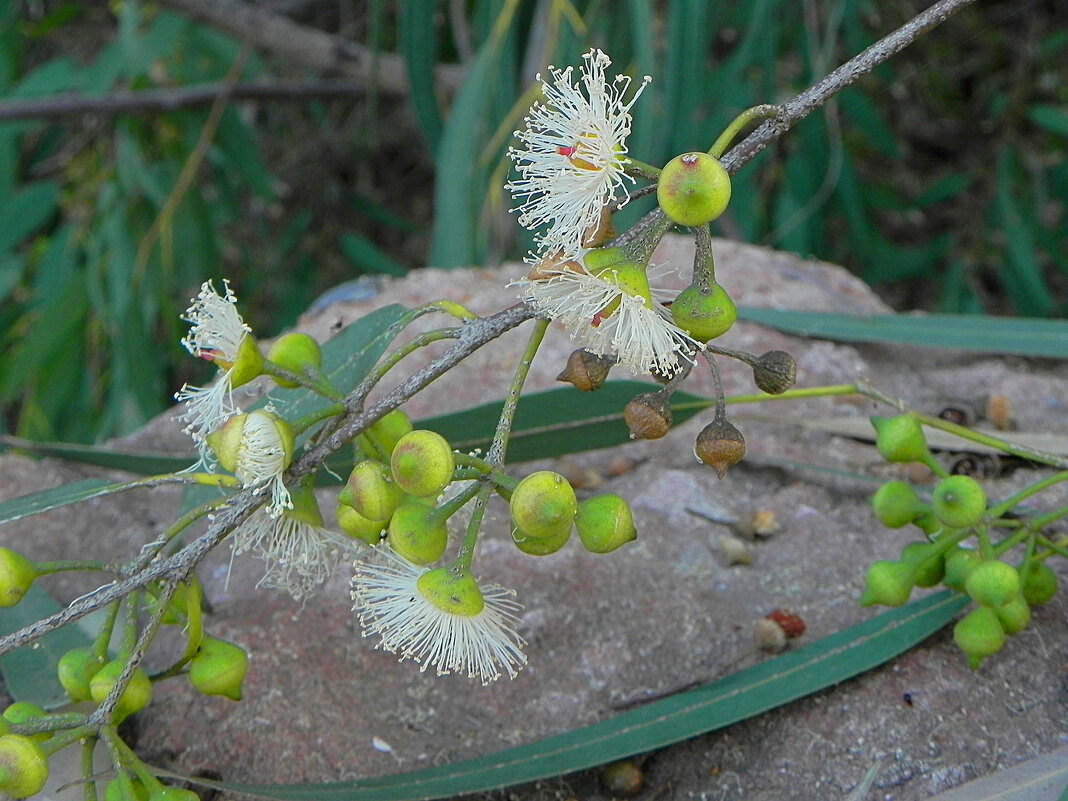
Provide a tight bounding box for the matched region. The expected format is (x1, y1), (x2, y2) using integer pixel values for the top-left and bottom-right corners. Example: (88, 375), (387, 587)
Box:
(863, 414), (1062, 668)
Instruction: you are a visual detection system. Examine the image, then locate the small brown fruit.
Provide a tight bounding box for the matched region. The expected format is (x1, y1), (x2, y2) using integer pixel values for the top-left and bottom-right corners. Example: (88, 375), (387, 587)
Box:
(752, 351), (797, 394)
(623, 391), (672, 440)
(694, 418), (746, 478)
(556, 349), (614, 392)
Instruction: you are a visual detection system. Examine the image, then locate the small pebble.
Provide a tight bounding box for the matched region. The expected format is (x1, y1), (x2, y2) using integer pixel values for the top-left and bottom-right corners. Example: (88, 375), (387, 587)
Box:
(754, 617), (788, 652)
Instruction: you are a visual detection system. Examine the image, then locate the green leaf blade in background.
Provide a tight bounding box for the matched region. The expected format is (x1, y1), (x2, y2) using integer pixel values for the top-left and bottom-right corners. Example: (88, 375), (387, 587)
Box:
(422, 381), (710, 463)
(738, 308), (1068, 358)
(0, 477), (135, 525)
(192, 591), (968, 801)
(0, 585), (93, 708)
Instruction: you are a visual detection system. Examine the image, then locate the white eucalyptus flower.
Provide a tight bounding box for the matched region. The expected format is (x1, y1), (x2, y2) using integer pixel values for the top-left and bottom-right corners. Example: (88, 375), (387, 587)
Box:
(507, 49), (650, 256)
(208, 410), (295, 518)
(174, 280), (261, 460)
(232, 504), (356, 601)
(514, 253), (697, 377)
(351, 548), (526, 684)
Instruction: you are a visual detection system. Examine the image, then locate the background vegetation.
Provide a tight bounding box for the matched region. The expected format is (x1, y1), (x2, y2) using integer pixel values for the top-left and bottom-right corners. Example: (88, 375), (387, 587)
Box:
(0, 0), (1064, 444)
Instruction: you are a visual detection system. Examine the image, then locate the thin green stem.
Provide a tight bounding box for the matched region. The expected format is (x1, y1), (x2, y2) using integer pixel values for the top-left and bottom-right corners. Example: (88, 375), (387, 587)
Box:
(260, 359), (345, 402)
(103, 727), (165, 793)
(455, 319), (549, 572)
(34, 560), (108, 574)
(1024, 503), (1068, 531)
(1036, 535), (1068, 559)
(92, 601), (122, 659)
(290, 403), (346, 434)
(81, 735), (99, 801)
(452, 453), (519, 492)
(991, 528), (1033, 559)
(622, 156), (661, 180)
(709, 104), (782, 159)
(919, 452), (950, 479)
(672, 383), (860, 412)
(365, 328), (461, 390)
(987, 472), (1068, 519)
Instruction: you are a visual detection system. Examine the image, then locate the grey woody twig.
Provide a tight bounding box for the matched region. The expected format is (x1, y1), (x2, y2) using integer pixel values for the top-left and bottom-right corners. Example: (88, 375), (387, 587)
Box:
(0, 0), (977, 657)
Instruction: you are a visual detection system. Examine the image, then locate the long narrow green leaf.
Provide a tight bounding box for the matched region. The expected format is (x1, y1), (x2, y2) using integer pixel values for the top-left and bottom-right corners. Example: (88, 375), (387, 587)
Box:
(738, 308), (1068, 358)
(191, 591), (968, 800)
(399, 1), (442, 152)
(0, 478), (125, 525)
(0, 585), (93, 708)
(422, 381), (709, 463)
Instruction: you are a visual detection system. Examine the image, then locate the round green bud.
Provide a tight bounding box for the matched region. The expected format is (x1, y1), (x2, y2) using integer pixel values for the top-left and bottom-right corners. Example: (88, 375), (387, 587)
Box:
(931, 475), (987, 529)
(362, 410), (414, 456)
(582, 246), (629, 274)
(657, 152), (731, 227)
(512, 523), (571, 556)
(993, 594), (1031, 636)
(943, 547), (983, 591)
(267, 333), (322, 388)
(205, 413), (247, 473)
(953, 606), (1005, 669)
(872, 481), (926, 529)
(859, 560), (915, 607)
(0, 734), (48, 799)
(339, 460), (405, 522)
(575, 494), (637, 554)
(1020, 561), (1058, 606)
(669, 283), (736, 342)
(105, 774), (150, 801)
(870, 415), (929, 463)
(391, 430), (455, 497)
(147, 789), (201, 801)
(2, 703), (48, 743)
(965, 559), (1020, 608)
(416, 568), (485, 616)
(388, 498), (448, 565)
(225, 334), (264, 390)
(188, 636), (248, 701)
(336, 505), (385, 546)
(586, 263), (655, 326)
(510, 471), (578, 540)
(899, 541), (945, 588)
(57, 646), (106, 702)
(89, 660), (153, 724)
(0, 549), (39, 608)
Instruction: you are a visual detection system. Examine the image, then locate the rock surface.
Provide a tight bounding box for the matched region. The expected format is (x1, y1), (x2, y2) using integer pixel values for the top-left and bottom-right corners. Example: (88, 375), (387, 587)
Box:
(1, 237), (1066, 801)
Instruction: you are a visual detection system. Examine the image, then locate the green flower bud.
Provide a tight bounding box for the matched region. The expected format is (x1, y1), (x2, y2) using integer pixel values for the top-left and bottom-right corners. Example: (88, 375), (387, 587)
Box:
(2, 703), (49, 743)
(363, 410), (414, 456)
(416, 568), (484, 616)
(870, 415), (929, 463)
(953, 606), (1005, 669)
(188, 636), (248, 701)
(588, 262), (656, 323)
(388, 498), (448, 565)
(965, 559), (1021, 608)
(1020, 561), (1058, 606)
(931, 475), (987, 529)
(582, 246), (629, 273)
(899, 541), (945, 588)
(206, 411), (295, 480)
(669, 283), (737, 342)
(146, 579), (201, 626)
(0, 549), (39, 608)
(0, 734), (48, 799)
(510, 471), (578, 540)
(267, 333), (322, 388)
(336, 505), (385, 546)
(575, 494), (637, 554)
(512, 523), (571, 556)
(57, 646), (106, 702)
(89, 660), (153, 724)
(339, 460), (405, 522)
(391, 430), (455, 497)
(871, 481), (926, 528)
(104, 774), (150, 801)
(993, 594), (1031, 636)
(859, 560), (915, 607)
(225, 333), (264, 390)
(205, 413), (247, 473)
(943, 547), (982, 591)
(657, 152), (732, 227)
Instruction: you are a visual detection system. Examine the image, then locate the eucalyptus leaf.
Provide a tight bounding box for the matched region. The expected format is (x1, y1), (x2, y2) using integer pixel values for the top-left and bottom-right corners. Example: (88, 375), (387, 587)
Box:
(0, 478), (134, 525)
(0, 585), (93, 708)
(188, 592), (968, 800)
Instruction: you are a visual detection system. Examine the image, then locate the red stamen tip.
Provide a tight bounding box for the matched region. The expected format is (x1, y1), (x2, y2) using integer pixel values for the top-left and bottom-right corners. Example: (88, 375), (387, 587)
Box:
(557, 145), (577, 157)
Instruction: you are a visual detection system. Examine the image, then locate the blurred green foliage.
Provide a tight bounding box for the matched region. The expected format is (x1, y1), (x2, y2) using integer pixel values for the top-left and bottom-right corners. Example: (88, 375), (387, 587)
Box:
(0, 0), (1064, 443)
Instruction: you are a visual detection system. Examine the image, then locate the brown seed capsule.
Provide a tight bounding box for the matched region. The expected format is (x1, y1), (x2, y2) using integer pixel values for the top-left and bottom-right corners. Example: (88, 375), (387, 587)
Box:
(752, 350), (796, 394)
(556, 349), (615, 392)
(765, 608), (806, 639)
(694, 418), (746, 478)
(623, 391), (672, 440)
